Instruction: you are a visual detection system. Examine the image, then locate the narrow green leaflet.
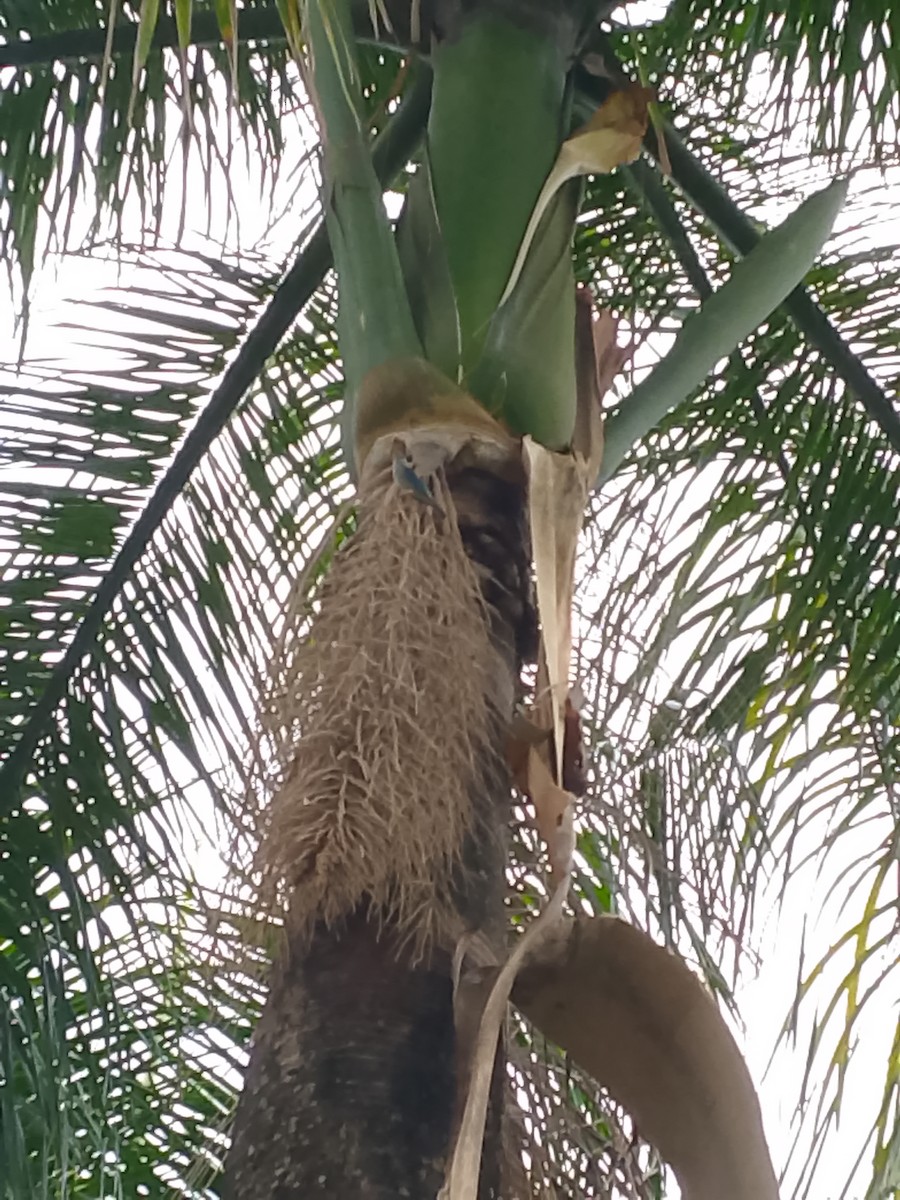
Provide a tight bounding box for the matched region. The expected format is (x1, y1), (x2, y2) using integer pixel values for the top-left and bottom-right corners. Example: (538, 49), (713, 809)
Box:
(128, 0), (161, 123)
(175, 0), (193, 48)
(275, 0), (304, 61)
(213, 0), (238, 90)
(649, 0), (900, 156)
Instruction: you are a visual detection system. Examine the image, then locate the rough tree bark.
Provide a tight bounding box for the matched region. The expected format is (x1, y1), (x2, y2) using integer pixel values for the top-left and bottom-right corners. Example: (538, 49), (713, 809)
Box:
(224, 461), (534, 1198)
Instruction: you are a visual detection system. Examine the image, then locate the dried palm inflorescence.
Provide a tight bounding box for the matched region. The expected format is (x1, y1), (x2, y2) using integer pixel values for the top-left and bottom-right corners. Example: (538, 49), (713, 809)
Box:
(256, 456), (504, 953)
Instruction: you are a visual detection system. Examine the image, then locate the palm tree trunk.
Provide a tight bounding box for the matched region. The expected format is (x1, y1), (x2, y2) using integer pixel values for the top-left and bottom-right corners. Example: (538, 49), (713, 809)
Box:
(223, 463), (533, 1198)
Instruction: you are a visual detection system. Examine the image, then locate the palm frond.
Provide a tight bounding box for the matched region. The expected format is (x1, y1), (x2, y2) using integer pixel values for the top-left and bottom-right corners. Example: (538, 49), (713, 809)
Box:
(1, 248), (255, 755)
(582, 34), (900, 453)
(568, 137), (900, 1194)
(0, 1), (306, 313)
(0, 1), (420, 312)
(0, 240), (349, 1194)
(615, 0), (900, 160)
(0, 68), (430, 791)
(1, 59), (431, 1190)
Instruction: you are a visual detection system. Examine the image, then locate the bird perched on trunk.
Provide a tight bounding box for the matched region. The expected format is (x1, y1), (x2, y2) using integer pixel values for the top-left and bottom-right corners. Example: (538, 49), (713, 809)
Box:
(391, 437), (446, 515)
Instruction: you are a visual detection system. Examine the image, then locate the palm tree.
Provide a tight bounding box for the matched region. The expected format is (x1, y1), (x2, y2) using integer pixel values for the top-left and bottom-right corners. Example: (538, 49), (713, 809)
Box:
(1, 1), (899, 1197)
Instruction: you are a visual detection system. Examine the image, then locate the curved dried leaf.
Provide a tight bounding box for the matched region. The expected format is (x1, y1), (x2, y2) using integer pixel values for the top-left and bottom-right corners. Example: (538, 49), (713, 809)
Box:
(515, 915), (780, 1200)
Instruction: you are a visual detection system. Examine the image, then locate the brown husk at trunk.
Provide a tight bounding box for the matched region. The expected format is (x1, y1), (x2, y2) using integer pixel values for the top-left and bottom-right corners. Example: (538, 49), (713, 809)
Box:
(255, 460), (510, 954)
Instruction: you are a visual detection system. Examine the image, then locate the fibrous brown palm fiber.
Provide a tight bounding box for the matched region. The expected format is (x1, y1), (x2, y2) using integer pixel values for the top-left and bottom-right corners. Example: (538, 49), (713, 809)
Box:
(257, 466), (503, 953)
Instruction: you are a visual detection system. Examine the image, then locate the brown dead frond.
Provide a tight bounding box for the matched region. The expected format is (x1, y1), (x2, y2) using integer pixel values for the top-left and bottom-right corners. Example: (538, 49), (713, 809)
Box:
(255, 465), (504, 953)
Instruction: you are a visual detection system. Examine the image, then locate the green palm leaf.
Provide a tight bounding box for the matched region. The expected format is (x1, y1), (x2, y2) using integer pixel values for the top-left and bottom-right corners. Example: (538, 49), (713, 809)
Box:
(0, 240), (349, 1194)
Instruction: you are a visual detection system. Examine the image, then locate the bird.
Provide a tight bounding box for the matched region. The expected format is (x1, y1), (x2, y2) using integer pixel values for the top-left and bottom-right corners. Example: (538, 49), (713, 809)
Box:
(391, 439), (445, 515)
